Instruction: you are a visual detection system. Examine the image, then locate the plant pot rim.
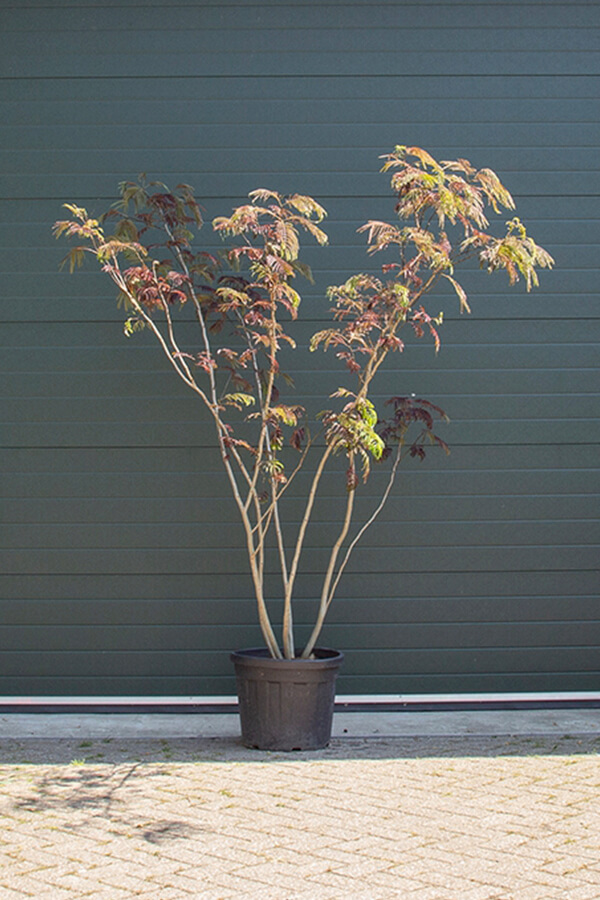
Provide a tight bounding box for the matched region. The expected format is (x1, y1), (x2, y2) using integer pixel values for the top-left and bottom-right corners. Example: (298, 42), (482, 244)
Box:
(231, 647), (343, 669)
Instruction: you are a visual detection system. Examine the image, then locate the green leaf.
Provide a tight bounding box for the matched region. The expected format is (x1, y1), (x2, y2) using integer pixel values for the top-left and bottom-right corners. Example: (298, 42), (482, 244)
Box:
(123, 316), (146, 337)
(442, 274), (471, 314)
(286, 194), (328, 222)
(58, 247), (86, 273)
(222, 393), (256, 410)
(291, 260), (314, 284)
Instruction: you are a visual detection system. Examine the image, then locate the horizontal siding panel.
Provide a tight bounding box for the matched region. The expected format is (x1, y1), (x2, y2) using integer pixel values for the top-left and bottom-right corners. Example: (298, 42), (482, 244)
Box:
(0, 236), (580, 261)
(2, 621), (598, 653)
(4, 494), (598, 526)
(3, 74), (600, 103)
(0, 318), (595, 349)
(2, 569), (597, 601)
(0, 647), (597, 679)
(5, 0), (596, 8)
(3, 198), (597, 227)
(1, 464), (595, 500)
(0, 249), (595, 281)
(3, 421), (598, 448)
(2, 671), (597, 696)
(336, 672), (600, 692)
(2, 220), (598, 250)
(2, 170), (596, 199)
(0, 650), (237, 679)
(1, 269), (588, 300)
(3, 123), (599, 152)
(1, 520), (597, 551)
(0, 676), (239, 696)
(3, 346), (595, 377)
(4, 52), (595, 79)
(4, 369), (599, 397)
(2, 545), (597, 575)
(3, 594), (598, 627)
(2, 443), (594, 471)
(5, 5), (600, 31)
(331, 597), (600, 627)
(3, 393), (596, 423)
(4, 26), (600, 54)
(344, 647), (600, 676)
(4, 98), (600, 129)
(8, 294), (594, 324)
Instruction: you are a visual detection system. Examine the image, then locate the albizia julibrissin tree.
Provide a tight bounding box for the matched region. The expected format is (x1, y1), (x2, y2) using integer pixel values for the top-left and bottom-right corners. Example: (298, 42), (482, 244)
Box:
(54, 146), (553, 659)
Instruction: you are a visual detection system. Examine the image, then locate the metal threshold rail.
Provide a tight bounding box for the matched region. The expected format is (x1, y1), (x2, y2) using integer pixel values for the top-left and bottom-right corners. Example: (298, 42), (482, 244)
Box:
(0, 692), (599, 714)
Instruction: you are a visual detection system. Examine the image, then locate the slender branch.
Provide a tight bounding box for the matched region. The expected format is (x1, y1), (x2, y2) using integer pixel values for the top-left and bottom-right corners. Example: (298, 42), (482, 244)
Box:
(302, 457), (356, 659)
(233, 287), (293, 652)
(327, 442), (403, 609)
(108, 264), (198, 392)
(282, 442), (335, 632)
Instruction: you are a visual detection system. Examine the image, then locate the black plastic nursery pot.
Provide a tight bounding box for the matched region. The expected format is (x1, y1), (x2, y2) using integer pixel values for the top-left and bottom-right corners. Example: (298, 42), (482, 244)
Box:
(230, 647), (344, 751)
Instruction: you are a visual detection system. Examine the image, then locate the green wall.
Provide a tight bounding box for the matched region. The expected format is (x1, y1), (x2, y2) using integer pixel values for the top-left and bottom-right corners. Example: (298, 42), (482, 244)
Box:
(1, 0), (598, 695)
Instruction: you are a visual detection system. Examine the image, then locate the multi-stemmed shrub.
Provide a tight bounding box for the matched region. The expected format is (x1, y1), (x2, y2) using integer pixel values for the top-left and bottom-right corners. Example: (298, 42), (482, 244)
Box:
(55, 146), (553, 659)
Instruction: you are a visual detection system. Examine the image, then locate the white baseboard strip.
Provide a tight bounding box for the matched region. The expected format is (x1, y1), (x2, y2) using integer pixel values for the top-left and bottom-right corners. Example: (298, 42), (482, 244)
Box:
(0, 692), (599, 709)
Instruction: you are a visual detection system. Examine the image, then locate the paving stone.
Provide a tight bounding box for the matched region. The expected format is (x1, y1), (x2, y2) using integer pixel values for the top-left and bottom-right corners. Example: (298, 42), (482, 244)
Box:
(0, 888), (33, 900)
(0, 732), (599, 897)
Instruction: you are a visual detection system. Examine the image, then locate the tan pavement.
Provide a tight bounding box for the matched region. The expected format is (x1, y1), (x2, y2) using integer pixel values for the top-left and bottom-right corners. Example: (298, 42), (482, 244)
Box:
(1, 726), (599, 899)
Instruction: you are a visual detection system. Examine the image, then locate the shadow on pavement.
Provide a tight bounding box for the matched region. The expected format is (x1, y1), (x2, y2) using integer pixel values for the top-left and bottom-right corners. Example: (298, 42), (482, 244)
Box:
(1, 733), (599, 765)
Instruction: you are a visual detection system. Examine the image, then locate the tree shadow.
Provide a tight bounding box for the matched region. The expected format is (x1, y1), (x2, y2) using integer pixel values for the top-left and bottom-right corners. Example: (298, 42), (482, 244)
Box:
(4, 757), (204, 843)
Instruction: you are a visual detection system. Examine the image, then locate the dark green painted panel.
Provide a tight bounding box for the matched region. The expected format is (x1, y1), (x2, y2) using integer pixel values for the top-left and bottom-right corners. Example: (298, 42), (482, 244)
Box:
(3, 47), (597, 79)
(1, 520), (597, 552)
(1, 568), (597, 602)
(2, 296), (597, 324)
(1, 459), (597, 527)
(1, 0), (598, 696)
(3, 196), (597, 225)
(3, 0), (593, 7)
(1, 647), (597, 680)
(4, 494), (598, 528)
(4, 72), (600, 99)
(5, 24), (600, 55)
(1, 220), (597, 253)
(3, 97), (599, 130)
(2, 171), (595, 201)
(1, 245), (596, 282)
(5, 4), (600, 31)
(2, 671), (597, 697)
(1, 318), (595, 352)
(2, 369), (598, 400)
(2, 422), (598, 448)
(1, 442), (595, 472)
(2, 593), (599, 626)
(2, 621), (599, 653)
(2, 545), (597, 576)
(0, 272), (590, 309)
(3, 122), (599, 153)
(6, 293), (595, 324)
(3, 393), (596, 425)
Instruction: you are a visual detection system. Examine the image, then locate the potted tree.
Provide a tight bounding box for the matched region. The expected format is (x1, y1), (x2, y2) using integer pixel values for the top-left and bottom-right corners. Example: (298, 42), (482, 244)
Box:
(54, 146), (553, 749)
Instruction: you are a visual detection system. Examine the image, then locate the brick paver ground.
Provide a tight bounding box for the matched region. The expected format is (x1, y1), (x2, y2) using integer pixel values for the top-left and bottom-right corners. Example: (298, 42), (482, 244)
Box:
(0, 734), (599, 899)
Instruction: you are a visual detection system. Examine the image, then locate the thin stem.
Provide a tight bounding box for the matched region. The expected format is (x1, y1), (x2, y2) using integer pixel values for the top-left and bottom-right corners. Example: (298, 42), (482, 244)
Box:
(327, 442), (403, 608)
(282, 443), (335, 630)
(302, 458), (356, 659)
